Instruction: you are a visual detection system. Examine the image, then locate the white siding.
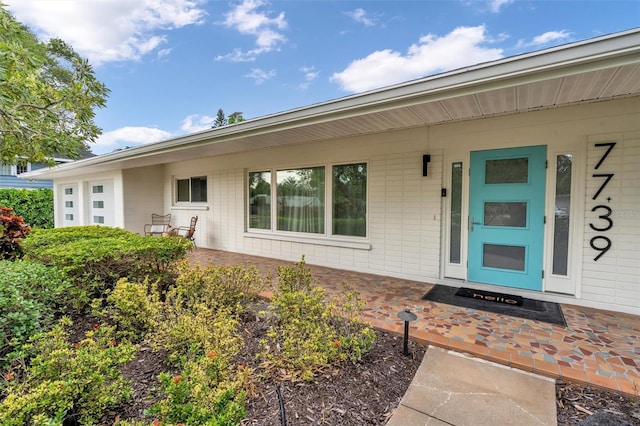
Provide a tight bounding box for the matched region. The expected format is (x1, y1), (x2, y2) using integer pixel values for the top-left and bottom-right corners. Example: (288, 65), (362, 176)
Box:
(582, 133), (640, 310)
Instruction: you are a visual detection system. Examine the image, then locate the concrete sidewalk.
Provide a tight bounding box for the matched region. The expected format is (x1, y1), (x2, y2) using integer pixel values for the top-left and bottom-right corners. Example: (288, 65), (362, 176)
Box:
(387, 346), (557, 426)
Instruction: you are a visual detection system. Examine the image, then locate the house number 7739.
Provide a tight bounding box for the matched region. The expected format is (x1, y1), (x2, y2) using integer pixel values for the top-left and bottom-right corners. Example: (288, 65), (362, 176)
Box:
(589, 142), (615, 261)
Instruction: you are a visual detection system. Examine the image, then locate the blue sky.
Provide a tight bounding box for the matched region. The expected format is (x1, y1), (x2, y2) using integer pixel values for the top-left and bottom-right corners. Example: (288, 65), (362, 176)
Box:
(6, 1), (640, 155)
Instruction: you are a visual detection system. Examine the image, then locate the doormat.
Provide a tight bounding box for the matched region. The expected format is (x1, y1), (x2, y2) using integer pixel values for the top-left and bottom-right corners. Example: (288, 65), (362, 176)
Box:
(422, 285), (566, 326)
(455, 287), (523, 306)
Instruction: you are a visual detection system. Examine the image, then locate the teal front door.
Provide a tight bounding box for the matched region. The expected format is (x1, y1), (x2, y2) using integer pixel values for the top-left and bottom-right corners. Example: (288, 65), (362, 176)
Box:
(468, 146), (547, 291)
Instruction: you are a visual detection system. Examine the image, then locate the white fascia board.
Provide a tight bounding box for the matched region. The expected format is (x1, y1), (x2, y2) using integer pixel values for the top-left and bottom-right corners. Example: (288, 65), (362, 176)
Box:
(22, 28), (640, 181)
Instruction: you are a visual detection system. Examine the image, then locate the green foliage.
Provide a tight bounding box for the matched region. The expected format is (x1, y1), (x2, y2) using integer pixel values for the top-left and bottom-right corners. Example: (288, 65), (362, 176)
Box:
(0, 188), (54, 229)
(100, 278), (162, 342)
(148, 354), (246, 425)
(0, 318), (137, 426)
(0, 205), (31, 259)
(212, 108), (227, 127)
(260, 257), (376, 381)
(151, 303), (243, 367)
(22, 226), (190, 309)
(0, 260), (70, 369)
(174, 260), (265, 314)
(145, 261), (256, 425)
(0, 6), (109, 165)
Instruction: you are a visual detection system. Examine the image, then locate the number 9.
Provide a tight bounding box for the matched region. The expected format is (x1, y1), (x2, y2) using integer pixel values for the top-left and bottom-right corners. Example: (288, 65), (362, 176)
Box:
(590, 236), (611, 261)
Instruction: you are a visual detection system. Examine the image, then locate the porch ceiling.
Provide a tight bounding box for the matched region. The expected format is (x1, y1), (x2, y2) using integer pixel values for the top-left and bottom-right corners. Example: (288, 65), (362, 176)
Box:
(21, 28), (640, 180)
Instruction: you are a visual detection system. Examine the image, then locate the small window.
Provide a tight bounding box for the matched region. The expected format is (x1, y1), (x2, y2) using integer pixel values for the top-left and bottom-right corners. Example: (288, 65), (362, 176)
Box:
(65, 201), (73, 208)
(0, 163), (12, 175)
(552, 154), (572, 276)
(249, 171), (271, 230)
(16, 163), (29, 174)
(64, 187), (73, 195)
(93, 201), (104, 209)
(449, 162), (463, 264)
(65, 214), (74, 221)
(93, 216), (105, 224)
(176, 176), (207, 203)
(92, 185), (104, 194)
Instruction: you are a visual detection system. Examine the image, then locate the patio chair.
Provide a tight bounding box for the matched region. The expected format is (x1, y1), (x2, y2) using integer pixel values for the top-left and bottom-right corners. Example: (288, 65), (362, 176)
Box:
(144, 213), (172, 236)
(172, 216), (198, 248)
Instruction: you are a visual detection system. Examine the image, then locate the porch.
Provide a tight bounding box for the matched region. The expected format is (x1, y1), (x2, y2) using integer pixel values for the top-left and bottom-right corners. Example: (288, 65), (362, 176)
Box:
(187, 248), (639, 397)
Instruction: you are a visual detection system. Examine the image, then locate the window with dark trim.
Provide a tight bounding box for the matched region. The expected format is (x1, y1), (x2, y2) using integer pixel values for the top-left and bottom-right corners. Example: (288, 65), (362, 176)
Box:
(176, 176), (207, 203)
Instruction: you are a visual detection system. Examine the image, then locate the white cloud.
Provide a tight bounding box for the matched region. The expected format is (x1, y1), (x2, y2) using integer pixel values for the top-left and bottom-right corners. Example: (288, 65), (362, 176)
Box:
(180, 114), (216, 133)
(489, 0), (514, 13)
(245, 68), (276, 85)
(216, 0), (287, 62)
(532, 30), (572, 45)
(298, 66), (319, 89)
(5, 0), (206, 65)
(345, 8), (377, 27)
(95, 126), (173, 152)
(516, 30), (573, 49)
(331, 26), (503, 93)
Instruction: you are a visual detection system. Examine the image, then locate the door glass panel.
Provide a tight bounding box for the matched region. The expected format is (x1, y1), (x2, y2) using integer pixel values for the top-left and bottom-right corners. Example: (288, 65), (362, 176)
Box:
(485, 158), (528, 184)
(449, 162), (463, 264)
(483, 244), (525, 271)
(552, 154), (572, 275)
(484, 202), (527, 227)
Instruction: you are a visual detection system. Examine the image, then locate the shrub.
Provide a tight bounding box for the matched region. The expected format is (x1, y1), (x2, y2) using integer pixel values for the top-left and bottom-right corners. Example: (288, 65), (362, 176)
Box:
(99, 278), (162, 342)
(0, 260), (70, 368)
(151, 303), (243, 367)
(23, 226), (191, 309)
(0, 188), (54, 229)
(260, 257), (375, 381)
(174, 260), (265, 314)
(0, 205), (31, 260)
(147, 354), (247, 425)
(0, 318), (137, 426)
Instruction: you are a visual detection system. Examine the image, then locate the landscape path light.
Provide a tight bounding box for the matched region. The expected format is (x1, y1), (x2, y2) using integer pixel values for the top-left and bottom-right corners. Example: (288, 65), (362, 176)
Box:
(397, 307), (417, 356)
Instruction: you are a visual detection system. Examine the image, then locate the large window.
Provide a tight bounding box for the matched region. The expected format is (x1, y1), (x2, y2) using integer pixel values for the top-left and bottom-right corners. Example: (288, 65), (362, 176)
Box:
(248, 162), (367, 238)
(176, 176), (207, 203)
(277, 167), (325, 234)
(333, 163), (366, 237)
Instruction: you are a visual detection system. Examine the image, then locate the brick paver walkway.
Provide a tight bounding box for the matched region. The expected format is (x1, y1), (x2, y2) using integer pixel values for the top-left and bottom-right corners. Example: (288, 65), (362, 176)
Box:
(187, 249), (640, 396)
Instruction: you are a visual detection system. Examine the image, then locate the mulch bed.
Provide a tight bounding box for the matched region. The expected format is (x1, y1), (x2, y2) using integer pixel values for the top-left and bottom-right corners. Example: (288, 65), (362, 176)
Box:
(89, 306), (639, 426)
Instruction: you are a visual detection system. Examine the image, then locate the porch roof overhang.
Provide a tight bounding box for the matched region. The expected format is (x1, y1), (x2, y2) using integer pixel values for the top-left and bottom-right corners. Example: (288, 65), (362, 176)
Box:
(22, 28), (640, 181)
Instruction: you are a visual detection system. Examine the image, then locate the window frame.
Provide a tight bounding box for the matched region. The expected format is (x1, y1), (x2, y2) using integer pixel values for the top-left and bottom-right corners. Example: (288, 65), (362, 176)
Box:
(174, 175), (208, 204)
(247, 161), (368, 241)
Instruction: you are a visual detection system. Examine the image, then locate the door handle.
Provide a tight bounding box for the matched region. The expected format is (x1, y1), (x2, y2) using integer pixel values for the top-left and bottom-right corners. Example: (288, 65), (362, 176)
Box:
(470, 216), (482, 231)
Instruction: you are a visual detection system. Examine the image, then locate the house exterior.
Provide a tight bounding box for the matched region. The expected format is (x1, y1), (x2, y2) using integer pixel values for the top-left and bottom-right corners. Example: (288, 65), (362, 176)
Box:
(23, 29), (640, 315)
(0, 162), (57, 189)
(1, 152), (94, 189)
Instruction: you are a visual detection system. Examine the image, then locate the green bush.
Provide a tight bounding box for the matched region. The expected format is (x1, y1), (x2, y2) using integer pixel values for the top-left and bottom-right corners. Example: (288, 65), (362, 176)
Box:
(0, 260), (70, 368)
(0, 318), (137, 426)
(99, 278), (162, 342)
(148, 354), (246, 425)
(260, 257), (376, 381)
(0, 188), (54, 229)
(22, 226), (191, 309)
(173, 260), (265, 314)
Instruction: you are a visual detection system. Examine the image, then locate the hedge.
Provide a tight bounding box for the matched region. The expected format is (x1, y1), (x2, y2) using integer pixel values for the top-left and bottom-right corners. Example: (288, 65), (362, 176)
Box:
(23, 226), (192, 308)
(0, 189), (54, 229)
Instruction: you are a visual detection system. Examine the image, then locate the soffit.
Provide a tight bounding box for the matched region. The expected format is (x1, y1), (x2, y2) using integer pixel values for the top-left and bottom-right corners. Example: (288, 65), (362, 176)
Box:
(22, 30), (640, 179)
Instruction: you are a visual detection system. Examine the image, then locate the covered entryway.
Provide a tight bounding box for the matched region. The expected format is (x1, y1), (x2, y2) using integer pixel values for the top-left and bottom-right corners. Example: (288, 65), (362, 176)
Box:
(468, 146), (547, 291)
